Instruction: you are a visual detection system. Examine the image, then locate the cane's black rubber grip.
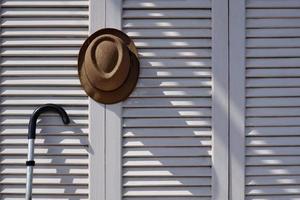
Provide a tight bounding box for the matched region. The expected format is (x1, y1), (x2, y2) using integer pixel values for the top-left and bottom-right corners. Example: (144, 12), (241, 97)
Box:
(28, 104), (70, 139)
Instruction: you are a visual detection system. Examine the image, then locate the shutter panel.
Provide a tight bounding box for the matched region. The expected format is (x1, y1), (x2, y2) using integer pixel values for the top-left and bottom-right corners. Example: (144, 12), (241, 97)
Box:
(245, 1), (300, 199)
(120, 1), (224, 199)
(232, 0), (300, 199)
(0, 1), (89, 199)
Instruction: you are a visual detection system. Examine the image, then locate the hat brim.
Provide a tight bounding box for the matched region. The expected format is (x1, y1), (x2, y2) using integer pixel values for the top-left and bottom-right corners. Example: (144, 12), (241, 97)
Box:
(78, 28), (140, 104)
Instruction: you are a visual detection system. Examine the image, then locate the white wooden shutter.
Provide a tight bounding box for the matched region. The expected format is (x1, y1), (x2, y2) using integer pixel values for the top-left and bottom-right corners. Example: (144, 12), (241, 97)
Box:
(91, 0), (229, 199)
(0, 1), (89, 199)
(122, 1), (213, 199)
(230, 0), (300, 199)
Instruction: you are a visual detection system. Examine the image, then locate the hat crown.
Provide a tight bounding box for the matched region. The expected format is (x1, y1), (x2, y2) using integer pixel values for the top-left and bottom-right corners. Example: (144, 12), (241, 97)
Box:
(95, 40), (118, 74)
(85, 34), (130, 91)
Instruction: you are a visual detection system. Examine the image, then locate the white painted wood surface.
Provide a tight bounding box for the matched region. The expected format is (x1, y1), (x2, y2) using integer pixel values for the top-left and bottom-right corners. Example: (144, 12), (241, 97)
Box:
(211, 0), (229, 199)
(244, 1), (300, 199)
(2, 0), (298, 199)
(0, 0), (90, 199)
(105, 1), (123, 199)
(88, 0), (105, 200)
(229, 0), (246, 200)
(121, 0), (217, 199)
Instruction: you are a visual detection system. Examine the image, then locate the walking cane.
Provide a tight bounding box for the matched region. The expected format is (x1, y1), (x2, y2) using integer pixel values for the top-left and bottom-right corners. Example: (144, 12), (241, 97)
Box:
(25, 104), (70, 200)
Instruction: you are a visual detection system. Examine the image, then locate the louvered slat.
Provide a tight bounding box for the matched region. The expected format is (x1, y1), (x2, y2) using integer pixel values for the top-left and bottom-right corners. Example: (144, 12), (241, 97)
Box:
(0, 1), (89, 199)
(121, 0), (212, 199)
(245, 1), (300, 199)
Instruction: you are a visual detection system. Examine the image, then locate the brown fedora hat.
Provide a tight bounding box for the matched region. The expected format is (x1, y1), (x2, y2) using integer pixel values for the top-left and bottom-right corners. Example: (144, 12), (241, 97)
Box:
(78, 28), (140, 104)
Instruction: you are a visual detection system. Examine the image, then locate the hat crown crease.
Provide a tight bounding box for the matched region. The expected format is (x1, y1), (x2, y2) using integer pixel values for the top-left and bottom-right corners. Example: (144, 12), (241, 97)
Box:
(91, 37), (121, 79)
(95, 40), (118, 74)
(85, 34), (130, 91)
